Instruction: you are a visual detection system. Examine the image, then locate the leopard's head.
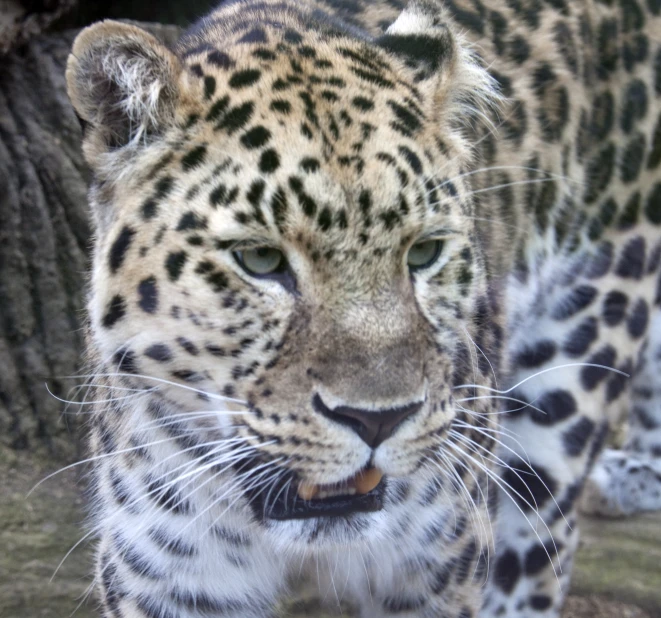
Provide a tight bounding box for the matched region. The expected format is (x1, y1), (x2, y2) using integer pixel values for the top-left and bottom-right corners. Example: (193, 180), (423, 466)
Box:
(68, 4), (502, 546)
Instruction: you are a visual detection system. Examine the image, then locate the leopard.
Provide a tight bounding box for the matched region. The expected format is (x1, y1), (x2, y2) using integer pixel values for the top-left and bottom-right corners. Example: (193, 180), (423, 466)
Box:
(65, 0), (661, 616)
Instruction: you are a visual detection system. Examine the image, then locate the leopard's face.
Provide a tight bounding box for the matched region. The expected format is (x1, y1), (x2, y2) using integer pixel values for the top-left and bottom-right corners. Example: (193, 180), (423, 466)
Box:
(72, 18), (499, 545)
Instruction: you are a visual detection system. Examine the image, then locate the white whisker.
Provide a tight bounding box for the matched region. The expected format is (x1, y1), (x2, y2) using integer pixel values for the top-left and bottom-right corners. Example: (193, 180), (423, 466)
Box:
(29, 435), (191, 495)
(454, 394), (547, 417)
(46, 382), (156, 406)
(454, 362), (629, 394)
(56, 371), (249, 405)
(443, 440), (562, 583)
(461, 325), (498, 388)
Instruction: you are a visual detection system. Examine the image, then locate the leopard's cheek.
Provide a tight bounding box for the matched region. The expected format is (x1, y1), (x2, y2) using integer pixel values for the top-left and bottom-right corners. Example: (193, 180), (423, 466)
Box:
(90, 238), (295, 409)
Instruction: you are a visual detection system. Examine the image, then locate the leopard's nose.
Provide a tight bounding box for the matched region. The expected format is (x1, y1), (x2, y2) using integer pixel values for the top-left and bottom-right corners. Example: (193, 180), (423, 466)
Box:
(312, 394), (423, 448)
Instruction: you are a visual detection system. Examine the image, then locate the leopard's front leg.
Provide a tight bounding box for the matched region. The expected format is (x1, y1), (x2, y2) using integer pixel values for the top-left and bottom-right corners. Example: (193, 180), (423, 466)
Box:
(481, 232), (659, 617)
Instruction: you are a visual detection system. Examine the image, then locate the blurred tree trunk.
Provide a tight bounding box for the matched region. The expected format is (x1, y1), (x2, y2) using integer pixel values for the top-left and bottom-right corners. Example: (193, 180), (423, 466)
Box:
(0, 23), (180, 460)
(0, 28), (89, 459)
(0, 0), (77, 54)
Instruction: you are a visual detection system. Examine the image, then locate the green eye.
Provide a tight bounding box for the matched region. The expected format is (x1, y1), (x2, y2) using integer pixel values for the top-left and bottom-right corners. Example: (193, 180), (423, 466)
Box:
(407, 239), (444, 270)
(234, 247), (285, 276)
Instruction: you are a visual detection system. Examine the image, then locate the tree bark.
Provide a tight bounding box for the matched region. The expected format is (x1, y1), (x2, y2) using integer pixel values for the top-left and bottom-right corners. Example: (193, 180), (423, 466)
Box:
(0, 24), (180, 460)
(0, 1), (77, 54)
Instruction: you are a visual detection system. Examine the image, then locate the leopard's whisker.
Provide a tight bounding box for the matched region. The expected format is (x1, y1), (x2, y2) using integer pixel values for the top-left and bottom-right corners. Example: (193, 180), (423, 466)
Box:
(47, 383), (157, 407)
(138, 410), (252, 431)
(451, 414), (530, 452)
(178, 458), (285, 537)
(56, 371), (250, 405)
(454, 362), (630, 394)
(194, 465), (287, 542)
(451, 426), (567, 532)
(449, 421), (569, 526)
(138, 443), (281, 529)
(425, 165), (582, 196)
(260, 468), (292, 519)
(437, 448), (494, 583)
(443, 441), (563, 584)
(461, 324), (498, 388)
(427, 453), (492, 565)
(430, 451), (490, 551)
(454, 394), (548, 417)
(28, 434), (201, 495)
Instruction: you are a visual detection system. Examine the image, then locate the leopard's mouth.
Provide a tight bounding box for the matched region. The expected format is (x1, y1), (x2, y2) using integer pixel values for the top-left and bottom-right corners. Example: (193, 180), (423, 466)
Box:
(238, 457), (386, 520)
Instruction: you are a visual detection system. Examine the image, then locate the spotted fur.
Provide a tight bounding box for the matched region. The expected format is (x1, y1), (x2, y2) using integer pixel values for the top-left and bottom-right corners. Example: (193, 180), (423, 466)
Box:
(66, 1), (661, 617)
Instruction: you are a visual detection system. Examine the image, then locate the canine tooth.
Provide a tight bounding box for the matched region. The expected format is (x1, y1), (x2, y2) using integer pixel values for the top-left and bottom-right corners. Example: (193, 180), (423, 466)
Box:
(297, 482), (319, 500)
(354, 468), (383, 495)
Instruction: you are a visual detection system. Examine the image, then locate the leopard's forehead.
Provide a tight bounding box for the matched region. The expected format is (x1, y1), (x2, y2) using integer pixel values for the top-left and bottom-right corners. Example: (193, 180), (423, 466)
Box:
(110, 25), (474, 273)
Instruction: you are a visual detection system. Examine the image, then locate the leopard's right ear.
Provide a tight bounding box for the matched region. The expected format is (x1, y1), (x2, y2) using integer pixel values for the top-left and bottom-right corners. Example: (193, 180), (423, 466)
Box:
(66, 21), (182, 161)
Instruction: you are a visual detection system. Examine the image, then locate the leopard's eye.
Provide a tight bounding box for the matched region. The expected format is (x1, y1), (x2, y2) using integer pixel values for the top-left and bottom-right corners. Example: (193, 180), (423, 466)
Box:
(234, 247), (285, 276)
(407, 239), (444, 271)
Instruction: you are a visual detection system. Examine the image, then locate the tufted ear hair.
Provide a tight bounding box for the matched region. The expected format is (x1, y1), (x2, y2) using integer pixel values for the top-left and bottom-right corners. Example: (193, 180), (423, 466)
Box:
(377, 1), (501, 126)
(66, 21), (182, 159)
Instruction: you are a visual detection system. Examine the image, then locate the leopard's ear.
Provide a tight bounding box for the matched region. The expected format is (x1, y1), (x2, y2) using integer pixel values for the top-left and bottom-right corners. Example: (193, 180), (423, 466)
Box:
(377, 1), (501, 124)
(377, 1), (455, 82)
(66, 21), (182, 159)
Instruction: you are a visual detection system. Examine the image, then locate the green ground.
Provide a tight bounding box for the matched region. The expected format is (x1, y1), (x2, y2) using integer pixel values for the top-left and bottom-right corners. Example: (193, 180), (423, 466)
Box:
(2, 453), (659, 618)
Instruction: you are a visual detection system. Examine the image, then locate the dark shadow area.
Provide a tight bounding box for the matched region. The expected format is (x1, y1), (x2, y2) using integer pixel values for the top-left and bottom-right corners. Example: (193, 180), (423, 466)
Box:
(56, 0), (218, 30)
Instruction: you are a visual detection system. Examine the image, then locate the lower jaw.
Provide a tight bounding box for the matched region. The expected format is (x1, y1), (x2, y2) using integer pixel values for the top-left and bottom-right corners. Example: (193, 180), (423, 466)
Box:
(237, 459), (387, 521)
(263, 481), (386, 520)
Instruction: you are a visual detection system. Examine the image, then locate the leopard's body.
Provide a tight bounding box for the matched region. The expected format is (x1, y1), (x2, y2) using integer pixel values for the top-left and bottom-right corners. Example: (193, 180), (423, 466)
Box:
(65, 1), (661, 616)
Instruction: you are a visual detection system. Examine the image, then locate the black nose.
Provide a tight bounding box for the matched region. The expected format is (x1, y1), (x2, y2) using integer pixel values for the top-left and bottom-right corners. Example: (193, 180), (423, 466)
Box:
(312, 394), (423, 448)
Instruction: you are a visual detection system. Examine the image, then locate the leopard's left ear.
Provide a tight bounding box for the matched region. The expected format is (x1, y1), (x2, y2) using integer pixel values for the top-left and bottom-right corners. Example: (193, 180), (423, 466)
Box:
(377, 1), (501, 121)
(67, 21), (182, 161)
